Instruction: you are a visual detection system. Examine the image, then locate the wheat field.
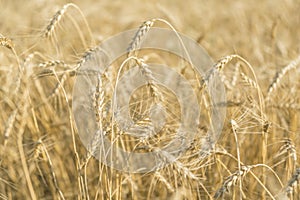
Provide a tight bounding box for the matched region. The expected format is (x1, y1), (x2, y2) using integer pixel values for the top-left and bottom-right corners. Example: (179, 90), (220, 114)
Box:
(0, 0), (300, 199)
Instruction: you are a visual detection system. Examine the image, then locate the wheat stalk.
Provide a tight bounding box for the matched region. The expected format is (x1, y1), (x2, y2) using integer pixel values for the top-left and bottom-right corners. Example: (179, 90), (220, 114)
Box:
(230, 119), (243, 200)
(36, 138), (66, 199)
(16, 92), (37, 200)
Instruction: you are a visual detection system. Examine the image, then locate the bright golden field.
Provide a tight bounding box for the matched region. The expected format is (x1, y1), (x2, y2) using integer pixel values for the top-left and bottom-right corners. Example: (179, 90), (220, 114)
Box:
(0, 0), (300, 199)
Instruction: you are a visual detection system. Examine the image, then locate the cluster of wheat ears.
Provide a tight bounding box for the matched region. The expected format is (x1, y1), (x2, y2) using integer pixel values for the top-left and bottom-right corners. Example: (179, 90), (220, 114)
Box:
(0, 2), (300, 200)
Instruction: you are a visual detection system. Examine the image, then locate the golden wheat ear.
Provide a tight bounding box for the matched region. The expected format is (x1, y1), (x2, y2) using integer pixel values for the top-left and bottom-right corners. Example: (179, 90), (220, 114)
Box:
(127, 20), (155, 57)
(0, 37), (14, 50)
(42, 3), (94, 46)
(0, 36), (22, 72)
(266, 55), (300, 101)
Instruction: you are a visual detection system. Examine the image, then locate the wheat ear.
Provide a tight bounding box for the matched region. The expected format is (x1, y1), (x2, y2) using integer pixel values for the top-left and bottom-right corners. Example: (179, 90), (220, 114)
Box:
(266, 55), (300, 101)
(3, 110), (17, 147)
(0, 36), (22, 72)
(286, 168), (300, 196)
(214, 164), (279, 199)
(0, 37), (14, 50)
(43, 5), (68, 38)
(154, 171), (175, 192)
(128, 20), (155, 57)
(76, 46), (101, 70)
(214, 166), (252, 199)
(38, 60), (69, 68)
(43, 3), (94, 43)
